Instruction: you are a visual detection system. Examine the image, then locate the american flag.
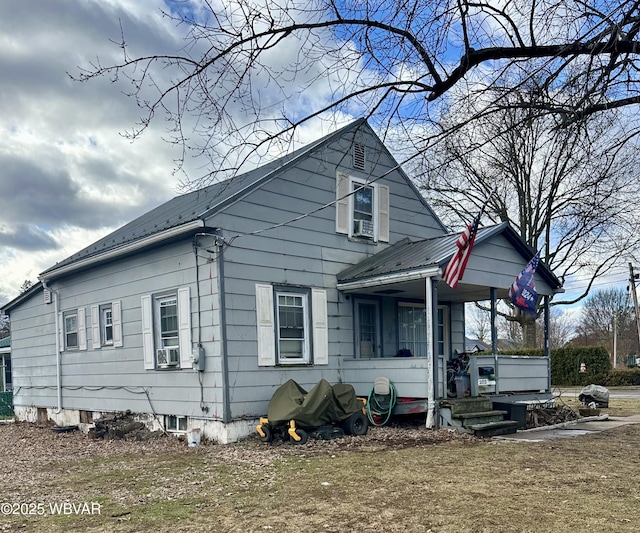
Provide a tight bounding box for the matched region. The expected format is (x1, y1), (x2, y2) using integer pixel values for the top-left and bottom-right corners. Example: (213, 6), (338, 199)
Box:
(509, 252), (540, 316)
(443, 212), (482, 289)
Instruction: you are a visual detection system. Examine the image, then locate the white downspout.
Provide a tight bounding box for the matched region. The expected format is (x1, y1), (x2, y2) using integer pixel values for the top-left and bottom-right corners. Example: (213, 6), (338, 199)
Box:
(425, 276), (435, 428)
(42, 281), (62, 414)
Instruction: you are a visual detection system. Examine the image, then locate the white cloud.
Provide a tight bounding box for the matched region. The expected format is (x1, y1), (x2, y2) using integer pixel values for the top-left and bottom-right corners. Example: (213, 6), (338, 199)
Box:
(0, 0), (196, 300)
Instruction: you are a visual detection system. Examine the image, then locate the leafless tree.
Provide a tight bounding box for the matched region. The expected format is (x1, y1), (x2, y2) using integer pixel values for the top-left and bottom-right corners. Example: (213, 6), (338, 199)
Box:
(573, 287), (639, 364)
(466, 303), (492, 344)
(417, 78), (640, 345)
(0, 287), (9, 339)
(74, 0), (640, 188)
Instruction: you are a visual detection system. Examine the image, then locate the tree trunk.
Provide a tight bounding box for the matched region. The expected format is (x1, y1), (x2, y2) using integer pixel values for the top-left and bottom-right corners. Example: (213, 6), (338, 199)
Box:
(522, 316), (537, 348)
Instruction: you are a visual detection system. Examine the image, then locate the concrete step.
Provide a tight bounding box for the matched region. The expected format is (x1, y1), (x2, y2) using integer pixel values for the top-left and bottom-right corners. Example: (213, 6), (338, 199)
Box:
(470, 420), (518, 438)
(441, 397), (493, 416)
(453, 410), (509, 427)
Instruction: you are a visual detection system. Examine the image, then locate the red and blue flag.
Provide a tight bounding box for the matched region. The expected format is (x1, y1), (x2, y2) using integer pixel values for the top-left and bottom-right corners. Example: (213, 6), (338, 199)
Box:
(509, 252), (540, 317)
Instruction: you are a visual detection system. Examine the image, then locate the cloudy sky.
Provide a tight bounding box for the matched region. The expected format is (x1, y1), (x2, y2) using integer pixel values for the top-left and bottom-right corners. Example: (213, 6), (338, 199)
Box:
(0, 1), (187, 300)
(0, 0), (361, 304)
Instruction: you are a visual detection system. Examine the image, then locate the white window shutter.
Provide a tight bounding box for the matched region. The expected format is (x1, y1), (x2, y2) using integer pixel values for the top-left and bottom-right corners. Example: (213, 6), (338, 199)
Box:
(78, 307), (87, 351)
(58, 312), (64, 352)
(177, 287), (192, 368)
(91, 305), (101, 349)
(378, 184), (390, 243)
(112, 300), (123, 348)
(335, 172), (350, 234)
(255, 283), (276, 366)
(141, 295), (155, 370)
(311, 288), (329, 365)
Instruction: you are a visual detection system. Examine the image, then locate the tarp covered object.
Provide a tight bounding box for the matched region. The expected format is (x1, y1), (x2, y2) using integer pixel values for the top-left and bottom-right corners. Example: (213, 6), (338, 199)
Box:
(267, 379), (364, 429)
(579, 384), (610, 407)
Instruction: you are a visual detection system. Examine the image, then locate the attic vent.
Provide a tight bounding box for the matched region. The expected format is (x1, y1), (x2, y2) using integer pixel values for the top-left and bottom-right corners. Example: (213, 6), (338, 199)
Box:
(353, 143), (366, 170)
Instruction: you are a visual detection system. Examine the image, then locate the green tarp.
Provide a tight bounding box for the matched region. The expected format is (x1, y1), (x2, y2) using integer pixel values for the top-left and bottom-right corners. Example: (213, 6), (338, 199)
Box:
(0, 392), (13, 417)
(267, 379), (364, 429)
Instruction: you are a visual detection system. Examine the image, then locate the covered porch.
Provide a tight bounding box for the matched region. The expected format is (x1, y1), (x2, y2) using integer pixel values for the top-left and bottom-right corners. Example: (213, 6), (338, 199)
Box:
(336, 223), (563, 429)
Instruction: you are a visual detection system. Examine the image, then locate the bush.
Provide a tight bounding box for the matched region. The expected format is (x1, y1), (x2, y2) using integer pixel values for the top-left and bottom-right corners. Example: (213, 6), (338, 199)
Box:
(550, 346), (611, 386)
(590, 368), (640, 387)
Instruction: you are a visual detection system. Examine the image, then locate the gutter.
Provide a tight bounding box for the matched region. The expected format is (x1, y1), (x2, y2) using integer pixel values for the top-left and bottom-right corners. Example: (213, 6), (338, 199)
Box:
(337, 266), (441, 292)
(40, 220), (205, 282)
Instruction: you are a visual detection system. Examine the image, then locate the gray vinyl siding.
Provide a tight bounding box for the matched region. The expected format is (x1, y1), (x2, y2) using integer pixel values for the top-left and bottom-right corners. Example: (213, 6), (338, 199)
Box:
(449, 302), (466, 355)
(208, 130), (444, 418)
(11, 239), (225, 419)
(463, 234), (554, 295)
(9, 289), (58, 408)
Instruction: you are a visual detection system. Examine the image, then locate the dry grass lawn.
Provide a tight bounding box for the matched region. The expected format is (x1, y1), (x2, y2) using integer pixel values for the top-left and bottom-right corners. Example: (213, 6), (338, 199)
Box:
(1, 396), (639, 533)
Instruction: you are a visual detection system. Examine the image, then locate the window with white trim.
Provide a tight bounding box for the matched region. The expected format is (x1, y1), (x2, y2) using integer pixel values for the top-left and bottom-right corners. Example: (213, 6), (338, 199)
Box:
(255, 284), (328, 366)
(398, 303), (427, 357)
(64, 312), (78, 350)
(276, 291), (310, 363)
(91, 301), (123, 349)
(102, 306), (113, 345)
(335, 172), (389, 243)
(141, 288), (192, 370)
(165, 415), (187, 433)
(60, 308), (87, 351)
(397, 303), (449, 358)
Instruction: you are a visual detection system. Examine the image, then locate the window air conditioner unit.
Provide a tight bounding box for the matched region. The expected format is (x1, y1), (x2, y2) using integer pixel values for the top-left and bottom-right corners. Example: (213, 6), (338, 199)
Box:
(157, 347), (180, 367)
(353, 219), (374, 238)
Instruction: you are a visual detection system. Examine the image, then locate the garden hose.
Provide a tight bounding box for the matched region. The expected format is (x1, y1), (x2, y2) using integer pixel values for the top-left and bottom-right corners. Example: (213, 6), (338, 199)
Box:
(366, 380), (397, 426)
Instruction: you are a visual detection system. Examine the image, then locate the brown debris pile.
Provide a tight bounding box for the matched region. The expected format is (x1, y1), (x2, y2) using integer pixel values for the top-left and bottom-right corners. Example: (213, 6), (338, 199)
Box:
(526, 405), (580, 429)
(89, 410), (163, 441)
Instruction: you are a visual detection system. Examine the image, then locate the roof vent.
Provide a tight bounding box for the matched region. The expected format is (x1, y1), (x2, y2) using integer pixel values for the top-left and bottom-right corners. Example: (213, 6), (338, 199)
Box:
(353, 143), (366, 170)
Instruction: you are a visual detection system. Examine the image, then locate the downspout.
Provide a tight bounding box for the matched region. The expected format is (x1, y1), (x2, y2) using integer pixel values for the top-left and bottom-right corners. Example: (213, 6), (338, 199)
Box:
(216, 232), (232, 424)
(42, 280), (62, 414)
(425, 276), (435, 428)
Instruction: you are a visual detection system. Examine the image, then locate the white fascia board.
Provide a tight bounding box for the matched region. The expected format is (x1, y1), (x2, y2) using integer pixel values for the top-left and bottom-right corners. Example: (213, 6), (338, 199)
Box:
(337, 266), (441, 291)
(40, 220), (206, 282)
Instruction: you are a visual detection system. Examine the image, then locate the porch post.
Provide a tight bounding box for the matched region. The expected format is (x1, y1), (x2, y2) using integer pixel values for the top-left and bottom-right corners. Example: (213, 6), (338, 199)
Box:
(431, 279), (440, 429)
(544, 295), (551, 391)
(490, 287), (499, 395)
(425, 276), (436, 428)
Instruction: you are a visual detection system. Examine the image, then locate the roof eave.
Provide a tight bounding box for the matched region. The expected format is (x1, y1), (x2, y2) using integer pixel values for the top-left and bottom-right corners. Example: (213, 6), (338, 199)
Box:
(337, 265), (441, 291)
(40, 219), (206, 283)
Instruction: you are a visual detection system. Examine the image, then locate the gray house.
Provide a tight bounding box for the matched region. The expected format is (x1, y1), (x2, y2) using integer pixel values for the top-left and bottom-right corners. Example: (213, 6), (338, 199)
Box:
(1, 119), (561, 442)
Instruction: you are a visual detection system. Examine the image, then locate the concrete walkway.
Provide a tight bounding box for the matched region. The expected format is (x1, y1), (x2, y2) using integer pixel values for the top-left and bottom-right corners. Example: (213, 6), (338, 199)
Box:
(495, 414), (640, 442)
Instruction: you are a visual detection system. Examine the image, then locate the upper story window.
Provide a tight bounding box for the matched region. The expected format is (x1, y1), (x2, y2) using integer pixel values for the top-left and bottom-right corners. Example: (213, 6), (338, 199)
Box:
(335, 172), (390, 243)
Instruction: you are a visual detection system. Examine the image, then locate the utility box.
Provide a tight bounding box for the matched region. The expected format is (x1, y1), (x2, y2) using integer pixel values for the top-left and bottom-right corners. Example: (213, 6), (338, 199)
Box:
(469, 358), (496, 396)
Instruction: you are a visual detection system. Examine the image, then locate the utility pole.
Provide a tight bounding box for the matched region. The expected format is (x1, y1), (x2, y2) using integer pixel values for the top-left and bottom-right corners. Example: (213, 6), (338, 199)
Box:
(613, 313), (617, 368)
(628, 263), (640, 352)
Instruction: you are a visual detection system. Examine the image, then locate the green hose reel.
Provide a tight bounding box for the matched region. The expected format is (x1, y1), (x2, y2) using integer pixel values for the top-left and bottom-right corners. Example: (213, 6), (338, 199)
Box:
(366, 377), (397, 426)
